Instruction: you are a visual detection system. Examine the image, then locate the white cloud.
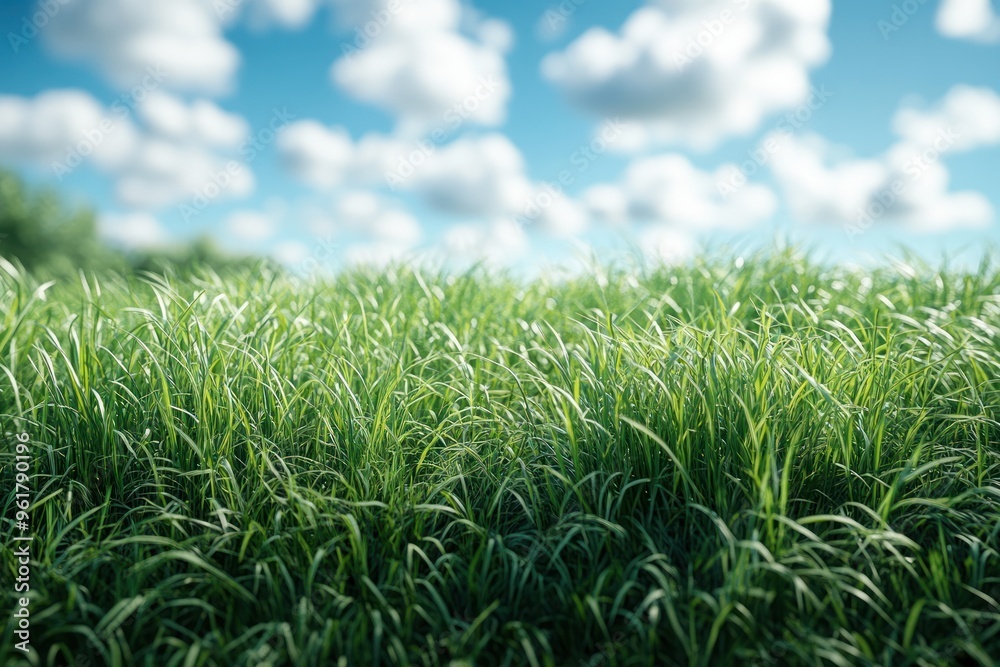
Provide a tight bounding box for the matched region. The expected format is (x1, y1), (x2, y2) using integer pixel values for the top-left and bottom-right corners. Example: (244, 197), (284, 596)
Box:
(409, 134), (532, 217)
(99, 212), (169, 249)
(529, 192), (590, 238)
(115, 139), (254, 209)
(768, 85), (1000, 233)
(277, 123), (592, 239)
(343, 241), (415, 268)
(0, 88), (256, 211)
(277, 124), (533, 215)
(331, 0), (459, 36)
(474, 18), (515, 52)
(245, 0), (322, 29)
(892, 85), (1000, 151)
(442, 219), (528, 267)
(0, 89), (137, 171)
(541, 0), (832, 150)
(213, 192), (425, 270)
(335, 191), (423, 247)
(276, 121), (358, 188)
(225, 210), (277, 243)
(769, 133), (992, 233)
(140, 93), (250, 149)
(339, 192), (422, 267)
(768, 134), (889, 224)
(325, 190), (424, 267)
(937, 0), (1000, 42)
(273, 240), (311, 265)
(588, 154), (778, 229)
(330, 0), (512, 132)
(583, 185), (630, 226)
(277, 124), (420, 192)
(335, 191), (382, 222)
(638, 226), (696, 265)
(43, 0), (240, 95)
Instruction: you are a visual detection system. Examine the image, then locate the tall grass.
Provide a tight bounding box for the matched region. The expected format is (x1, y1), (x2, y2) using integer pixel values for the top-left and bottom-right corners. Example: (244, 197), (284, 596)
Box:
(1, 249), (999, 666)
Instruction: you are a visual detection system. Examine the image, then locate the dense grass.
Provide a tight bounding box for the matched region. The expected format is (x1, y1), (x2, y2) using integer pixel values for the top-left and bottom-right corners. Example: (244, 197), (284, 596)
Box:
(1, 249), (999, 666)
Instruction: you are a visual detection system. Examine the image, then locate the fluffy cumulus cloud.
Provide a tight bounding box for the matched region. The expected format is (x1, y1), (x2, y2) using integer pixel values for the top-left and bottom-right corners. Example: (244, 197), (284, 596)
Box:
(523, 191), (590, 238)
(243, 0), (323, 29)
(43, 0), (240, 95)
(99, 212), (169, 249)
(586, 154), (778, 229)
(139, 92), (250, 149)
(892, 85), (1000, 151)
(334, 191), (424, 267)
(638, 226), (697, 265)
(336, 192), (422, 245)
(541, 0), (832, 150)
(114, 139), (254, 210)
(0, 89), (255, 212)
(407, 134), (532, 217)
(276, 123), (587, 238)
(276, 121), (358, 188)
(770, 133), (992, 234)
(768, 86), (1000, 234)
(442, 219), (529, 267)
(330, 0), (513, 132)
(0, 89), (137, 171)
(224, 210), (278, 243)
(937, 0), (1000, 42)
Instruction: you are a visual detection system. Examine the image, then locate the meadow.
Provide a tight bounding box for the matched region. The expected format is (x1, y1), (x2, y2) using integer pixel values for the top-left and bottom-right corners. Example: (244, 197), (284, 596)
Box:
(1, 249), (999, 666)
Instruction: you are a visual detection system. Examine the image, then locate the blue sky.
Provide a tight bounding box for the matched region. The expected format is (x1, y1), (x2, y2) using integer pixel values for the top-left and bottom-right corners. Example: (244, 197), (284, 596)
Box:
(1, 0), (999, 272)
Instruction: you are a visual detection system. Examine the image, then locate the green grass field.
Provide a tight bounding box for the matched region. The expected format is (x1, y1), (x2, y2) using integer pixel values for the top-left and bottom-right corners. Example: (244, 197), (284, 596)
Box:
(2, 249), (999, 666)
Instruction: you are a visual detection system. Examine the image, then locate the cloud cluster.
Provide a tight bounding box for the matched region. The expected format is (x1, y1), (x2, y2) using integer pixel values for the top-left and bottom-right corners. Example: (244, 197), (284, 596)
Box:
(587, 154), (778, 230)
(13, 0), (997, 268)
(892, 85), (1000, 151)
(277, 122), (587, 238)
(580, 152), (776, 261)
(33, 0), (524, 262)
(334, 190), (424, 266)
(99, 211), (170, 249)
(442, 219), (528, 268)
(409, 134), (531, 217)
(0, 89), (136, 170)
(224, 210), (278, 243)
(244, 0), (323, 29)
(0, 88), (256, 242)
(541, 0), (832, 150)
(768, 86), (1000, 234)
(139, 92), (250, 149)
(330, 0), (513, 132)
(937, 0), (1000, 43)
(43, 0), (240, 94)
(276, 121), (358, 189)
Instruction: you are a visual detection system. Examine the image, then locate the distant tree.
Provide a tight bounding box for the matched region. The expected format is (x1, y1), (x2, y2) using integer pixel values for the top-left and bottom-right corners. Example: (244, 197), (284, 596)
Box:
(130, 237), (267, 276)
(0, 168), (124, 275)
(0, 168), (268, 277)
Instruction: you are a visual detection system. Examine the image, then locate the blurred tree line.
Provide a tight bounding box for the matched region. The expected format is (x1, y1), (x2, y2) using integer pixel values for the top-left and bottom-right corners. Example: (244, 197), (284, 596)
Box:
(0, 168), (261, 276)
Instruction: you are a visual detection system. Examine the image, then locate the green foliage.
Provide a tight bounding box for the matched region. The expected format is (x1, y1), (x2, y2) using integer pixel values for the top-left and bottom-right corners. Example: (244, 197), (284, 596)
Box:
(126, 237), (267, 276)
(0, 168), (258, 279)
(1, 250), (999, 666)
(0, 169), (123, 275)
